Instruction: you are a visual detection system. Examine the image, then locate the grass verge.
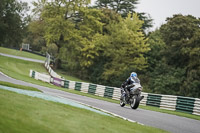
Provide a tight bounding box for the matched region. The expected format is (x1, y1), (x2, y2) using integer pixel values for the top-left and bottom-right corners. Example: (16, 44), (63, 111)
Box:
(0, 55), (199, 121)
(0, 89), (168, 133)
(0, 55), (48, 75)
(56, 69), (89, 83)
(0, 81), (41, 92)
(0, 47), (46, 61)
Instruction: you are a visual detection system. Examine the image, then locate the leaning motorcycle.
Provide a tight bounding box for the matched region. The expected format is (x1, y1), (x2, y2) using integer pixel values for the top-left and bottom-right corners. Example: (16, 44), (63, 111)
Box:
(120, 82), (144, 109)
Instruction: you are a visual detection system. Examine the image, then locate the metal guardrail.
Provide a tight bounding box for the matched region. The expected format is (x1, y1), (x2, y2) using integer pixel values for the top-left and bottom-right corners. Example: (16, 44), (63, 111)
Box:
(146, 94), (162, 107)
(176, 96), (195, 114)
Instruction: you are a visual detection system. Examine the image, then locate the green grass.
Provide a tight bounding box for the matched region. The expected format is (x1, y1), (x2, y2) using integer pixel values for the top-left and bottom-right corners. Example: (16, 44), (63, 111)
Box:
(0, 89), (168, 133)
(0, 55), (200, 121)
(0, 55), (47, 76)
(139, 105), (200, 121)
(0, 47), (46, 60)
(0, 81), (41, 92)
(56, 69), (89, 82)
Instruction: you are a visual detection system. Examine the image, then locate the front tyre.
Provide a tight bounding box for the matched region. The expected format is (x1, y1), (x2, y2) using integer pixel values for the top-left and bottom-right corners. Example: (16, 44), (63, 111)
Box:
(130, 96), (140, 109)
(120, 97), (125, 107)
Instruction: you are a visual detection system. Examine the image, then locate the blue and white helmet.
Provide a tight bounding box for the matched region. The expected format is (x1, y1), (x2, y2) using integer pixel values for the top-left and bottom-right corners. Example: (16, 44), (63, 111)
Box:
(130, 72), (137, 78)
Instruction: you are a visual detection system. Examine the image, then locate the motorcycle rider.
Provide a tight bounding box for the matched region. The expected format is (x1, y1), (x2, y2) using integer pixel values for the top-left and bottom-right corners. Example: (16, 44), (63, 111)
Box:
(121, 72), (140, 99)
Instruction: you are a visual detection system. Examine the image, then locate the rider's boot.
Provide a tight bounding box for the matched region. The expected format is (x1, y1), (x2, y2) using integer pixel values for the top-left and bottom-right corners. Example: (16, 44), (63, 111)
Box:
(120, 88), (126, 100)
(125, 88), (130, 98)
(140, 96), (144, 101)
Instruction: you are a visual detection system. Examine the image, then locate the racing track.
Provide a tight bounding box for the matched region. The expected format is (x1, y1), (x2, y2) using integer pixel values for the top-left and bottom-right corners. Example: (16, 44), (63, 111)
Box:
(0, 53), (44, 63)
(0, 53), (200, 133)
(0, 72), (200, 133)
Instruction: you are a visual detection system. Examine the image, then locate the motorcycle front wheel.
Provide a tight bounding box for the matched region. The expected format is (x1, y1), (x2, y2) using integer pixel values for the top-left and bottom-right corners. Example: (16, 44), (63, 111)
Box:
(130, 95), (140, 109)
(120, 100), (125, 107)
(120, 96), (125, 107)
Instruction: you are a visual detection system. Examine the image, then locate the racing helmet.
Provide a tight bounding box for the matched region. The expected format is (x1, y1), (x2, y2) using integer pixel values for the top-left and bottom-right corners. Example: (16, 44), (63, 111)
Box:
(130, 72), (137, 78)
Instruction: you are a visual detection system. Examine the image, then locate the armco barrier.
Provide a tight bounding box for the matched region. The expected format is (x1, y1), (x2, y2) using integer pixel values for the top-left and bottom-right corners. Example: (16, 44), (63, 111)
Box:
(35, 72), (51, 83)
(52, 77), (63, 86)
(75, 82), (82, 91)
(160, 95), (177, 111)
(50, 69), (61, 79)
(95, 85), (105, 97)
(69, 81), (75, 90)
(30, 55), (200, 116)
(146, 94), (162, 107)
(176, 96), (195, 114)
(63, 80), (69, 88)
(104, 87), (114, 98)
(193, 99), (200, 115)
(81, 83), (90, 93)
(30, 70), (50, 83)
(88, 84), (96, 94)
(30, 70), (35, 78)
(112, 87), (121, 100)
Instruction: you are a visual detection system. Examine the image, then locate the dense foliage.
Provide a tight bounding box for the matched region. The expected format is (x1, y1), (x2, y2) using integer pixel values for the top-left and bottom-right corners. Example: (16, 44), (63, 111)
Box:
(27, 0), (149, 87)
(95, 0), (153, 31)
(146, 15), (200, 97)
(1, 0), (199, 98)
(0, 0), (29, 48)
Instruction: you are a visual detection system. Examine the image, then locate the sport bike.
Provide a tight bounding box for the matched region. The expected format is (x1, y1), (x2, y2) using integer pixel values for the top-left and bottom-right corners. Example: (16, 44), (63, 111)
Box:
(120, 82), (144, 109)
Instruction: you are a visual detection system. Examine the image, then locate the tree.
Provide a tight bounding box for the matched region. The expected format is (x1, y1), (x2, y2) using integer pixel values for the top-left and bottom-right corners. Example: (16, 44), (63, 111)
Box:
(179, 29), (200, 97)
(78, 8), (104, 68)
(82, 9), (121, 84)
(32, 0), (90, 50)
(146, 30), (186, 95)
(98, 8), (121, 33)
(23, 20), (46, 51)
(160, 14), (200, 67)
(32, 0), (48, 18)
(58, 8), (105, 75)
(142, 30), (166, 92)
(29, 0), (150, 87)
(59, 13), (150, 86)
(157, 14), (200, 97)
(94, 0), (153, 31)
(95, 0), (138, 15)
(0, 0), (29, 48)
(101, 13), (150, 86)
(31, 0), (91, 68)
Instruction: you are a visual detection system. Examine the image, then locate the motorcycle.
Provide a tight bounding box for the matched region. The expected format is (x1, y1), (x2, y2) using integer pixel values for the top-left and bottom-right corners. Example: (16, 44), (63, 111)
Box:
(120, 82), (144, 109)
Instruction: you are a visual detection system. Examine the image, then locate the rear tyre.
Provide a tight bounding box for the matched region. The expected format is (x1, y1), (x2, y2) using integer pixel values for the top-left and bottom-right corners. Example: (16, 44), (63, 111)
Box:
(130, 96), (140, 109)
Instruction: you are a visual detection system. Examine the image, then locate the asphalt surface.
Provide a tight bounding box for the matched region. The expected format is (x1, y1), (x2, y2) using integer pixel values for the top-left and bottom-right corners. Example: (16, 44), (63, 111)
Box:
(0, 72), (200, 133)
(0, 53), (44, 63)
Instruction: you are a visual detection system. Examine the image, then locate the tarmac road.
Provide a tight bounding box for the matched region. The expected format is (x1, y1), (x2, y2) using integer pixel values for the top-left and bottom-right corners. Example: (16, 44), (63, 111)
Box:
(0, 72), (200, 133)
(0, 53), (44, 63)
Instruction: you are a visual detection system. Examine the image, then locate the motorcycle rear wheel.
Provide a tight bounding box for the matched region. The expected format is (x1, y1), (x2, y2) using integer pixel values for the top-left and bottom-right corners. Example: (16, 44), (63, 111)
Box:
(130, 96), (140, 109)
